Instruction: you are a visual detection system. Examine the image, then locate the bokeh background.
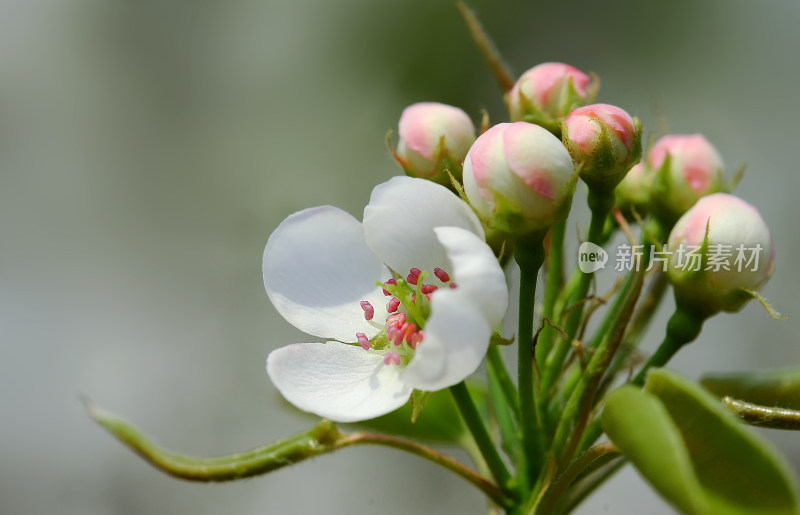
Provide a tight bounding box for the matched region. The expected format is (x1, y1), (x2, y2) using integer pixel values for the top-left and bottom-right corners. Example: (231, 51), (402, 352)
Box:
(2, 1), (799, 513)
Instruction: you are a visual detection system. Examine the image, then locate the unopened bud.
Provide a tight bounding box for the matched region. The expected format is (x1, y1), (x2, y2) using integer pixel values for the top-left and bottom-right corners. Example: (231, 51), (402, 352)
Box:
(463, 122), (577, 237)
(392, 102), (476, 185)
(507, 62), (596, 135)
(666, 193), (773, 316)
(562, 103), (642, 191)
(649, 134), (724, 224)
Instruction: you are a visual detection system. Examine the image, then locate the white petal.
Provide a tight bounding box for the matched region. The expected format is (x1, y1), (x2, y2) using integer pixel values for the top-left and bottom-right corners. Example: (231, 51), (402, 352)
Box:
(267, 342), (412, 423)
(263, 206), (389, 343)
(501, 258), (520, 340)
(434, 226), (509, 328)
(363, 176), (484, 275)
(400, 289), (491, 391)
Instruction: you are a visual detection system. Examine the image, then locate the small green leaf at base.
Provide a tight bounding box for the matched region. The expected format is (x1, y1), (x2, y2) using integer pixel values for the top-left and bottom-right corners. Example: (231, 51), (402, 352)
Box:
(411, 390), (434, 423)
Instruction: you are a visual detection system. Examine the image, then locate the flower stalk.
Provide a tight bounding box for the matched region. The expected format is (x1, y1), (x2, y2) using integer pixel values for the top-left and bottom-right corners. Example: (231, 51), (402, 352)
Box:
(86, 398), (514, 509)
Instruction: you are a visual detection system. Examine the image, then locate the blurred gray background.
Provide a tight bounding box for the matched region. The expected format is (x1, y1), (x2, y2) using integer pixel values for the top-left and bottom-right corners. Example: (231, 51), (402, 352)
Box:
(2, 0), (799, 513)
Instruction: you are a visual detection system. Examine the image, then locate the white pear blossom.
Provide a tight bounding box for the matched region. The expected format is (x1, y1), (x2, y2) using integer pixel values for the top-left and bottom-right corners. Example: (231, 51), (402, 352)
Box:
(263, 176), (509, 422)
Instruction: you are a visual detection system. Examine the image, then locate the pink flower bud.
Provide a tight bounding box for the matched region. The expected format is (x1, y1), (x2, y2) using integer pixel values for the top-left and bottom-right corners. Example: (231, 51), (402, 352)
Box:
(462, 122), (577, 236)
(507, 62), (595, 134)
(648, 134), (724, 222)
(667, 193), (773, 315)
(393, 102), (476, 185)
(562, 103), (642, 190)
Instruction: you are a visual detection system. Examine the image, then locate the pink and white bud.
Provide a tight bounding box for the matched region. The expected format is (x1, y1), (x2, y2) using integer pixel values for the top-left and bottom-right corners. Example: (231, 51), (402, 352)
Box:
(667, 193), (774, 315)
(393, 102), (476, 185)
(562, 103), (642, 191)
(648, 134), (724, 223)
(614, 162), (652, 218)
(507, 62), (596, 134)
(462, 122), (577, 236)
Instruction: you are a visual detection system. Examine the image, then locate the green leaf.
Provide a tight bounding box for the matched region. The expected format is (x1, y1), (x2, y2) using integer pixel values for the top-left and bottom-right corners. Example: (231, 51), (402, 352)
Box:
(646, 369), (800, 515)
(702, 368), (800, 410)
(602, 385), (710, 515)
(411, 389), (434, 423)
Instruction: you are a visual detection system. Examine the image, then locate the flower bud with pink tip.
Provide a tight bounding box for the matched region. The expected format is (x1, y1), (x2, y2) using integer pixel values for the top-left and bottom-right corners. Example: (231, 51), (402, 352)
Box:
(666, 193), (774, 316)
(462, 122), (577, 237)
(562, 103), (642, 191)
(648, 133), (724, 224)
(507, 62), (597, 134)
(391, 102), (476, 186)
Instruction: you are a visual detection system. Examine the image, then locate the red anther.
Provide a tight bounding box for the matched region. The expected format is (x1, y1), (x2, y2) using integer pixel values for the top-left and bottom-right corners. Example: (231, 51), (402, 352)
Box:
(360, 301), (375, 320)
(387, 297), (401, 313)
(425, 293), (433, 301)
(386, 312), (406, 327)
(402, 323), (418, 343)
(387, 325), (400, 341)
(382, 278), (397, 296)
(384, 352), (401, 365)
(449, 282), (458, 289)
(412, 330), (425, 349)
(433, 267), (450, 282)
(392, 328), (404, 346)
(356, 332), (370, 350)
(421, 284), (438, 294)
(407, 268), (422, 285)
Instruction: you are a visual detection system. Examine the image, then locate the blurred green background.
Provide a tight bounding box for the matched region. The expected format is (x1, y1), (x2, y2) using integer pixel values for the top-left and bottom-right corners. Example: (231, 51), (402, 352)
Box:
(2, 1), (799, 513)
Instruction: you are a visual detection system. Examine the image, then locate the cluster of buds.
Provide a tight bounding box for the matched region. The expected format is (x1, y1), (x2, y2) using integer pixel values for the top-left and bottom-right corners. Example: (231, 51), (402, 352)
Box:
(392, 62), (773, 313)
(390, 102), (476, 186)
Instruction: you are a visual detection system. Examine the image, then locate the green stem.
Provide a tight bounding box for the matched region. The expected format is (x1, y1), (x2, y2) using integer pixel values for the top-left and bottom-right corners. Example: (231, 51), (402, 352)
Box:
(535, 221), (566, 375)
(529, 442), (620, 514)
(549, 246), (647, 464)
(486, 345), (521, 422)
(455, 1), (515, 92)
(541, 191), (612, 396)
(86, 399), (513, 508)
(721, 397), (800, 430)
(450, 381), (514, 493)
(559, 457), (626, 514)
(631, 307), (705, 386)
(515, 240), (546, 490)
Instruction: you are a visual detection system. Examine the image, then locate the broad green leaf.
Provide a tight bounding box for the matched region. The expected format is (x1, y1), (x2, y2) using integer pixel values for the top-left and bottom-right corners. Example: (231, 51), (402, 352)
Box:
(602, 385), (710, 515)
(647, 369), (800, 515)
(702, 368), (800, 410)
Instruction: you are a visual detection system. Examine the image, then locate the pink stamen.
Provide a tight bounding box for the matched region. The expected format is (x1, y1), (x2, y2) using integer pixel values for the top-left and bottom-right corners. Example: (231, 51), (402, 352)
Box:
(387, 297), (401, 313)
(382, 278), (397, 296)
(411, 293), (417, 305)
(407, 268), (422, 285)
(360, 301), (375, 321)
(411, 330), (424, 349)
(384, 352), (401, 366)
(356, 332), (370, 350)
(449, 282), (458, 289)
(421, 284), (438, 294)
(425, 293), (433, 301)
(434, 267), (450, 282)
